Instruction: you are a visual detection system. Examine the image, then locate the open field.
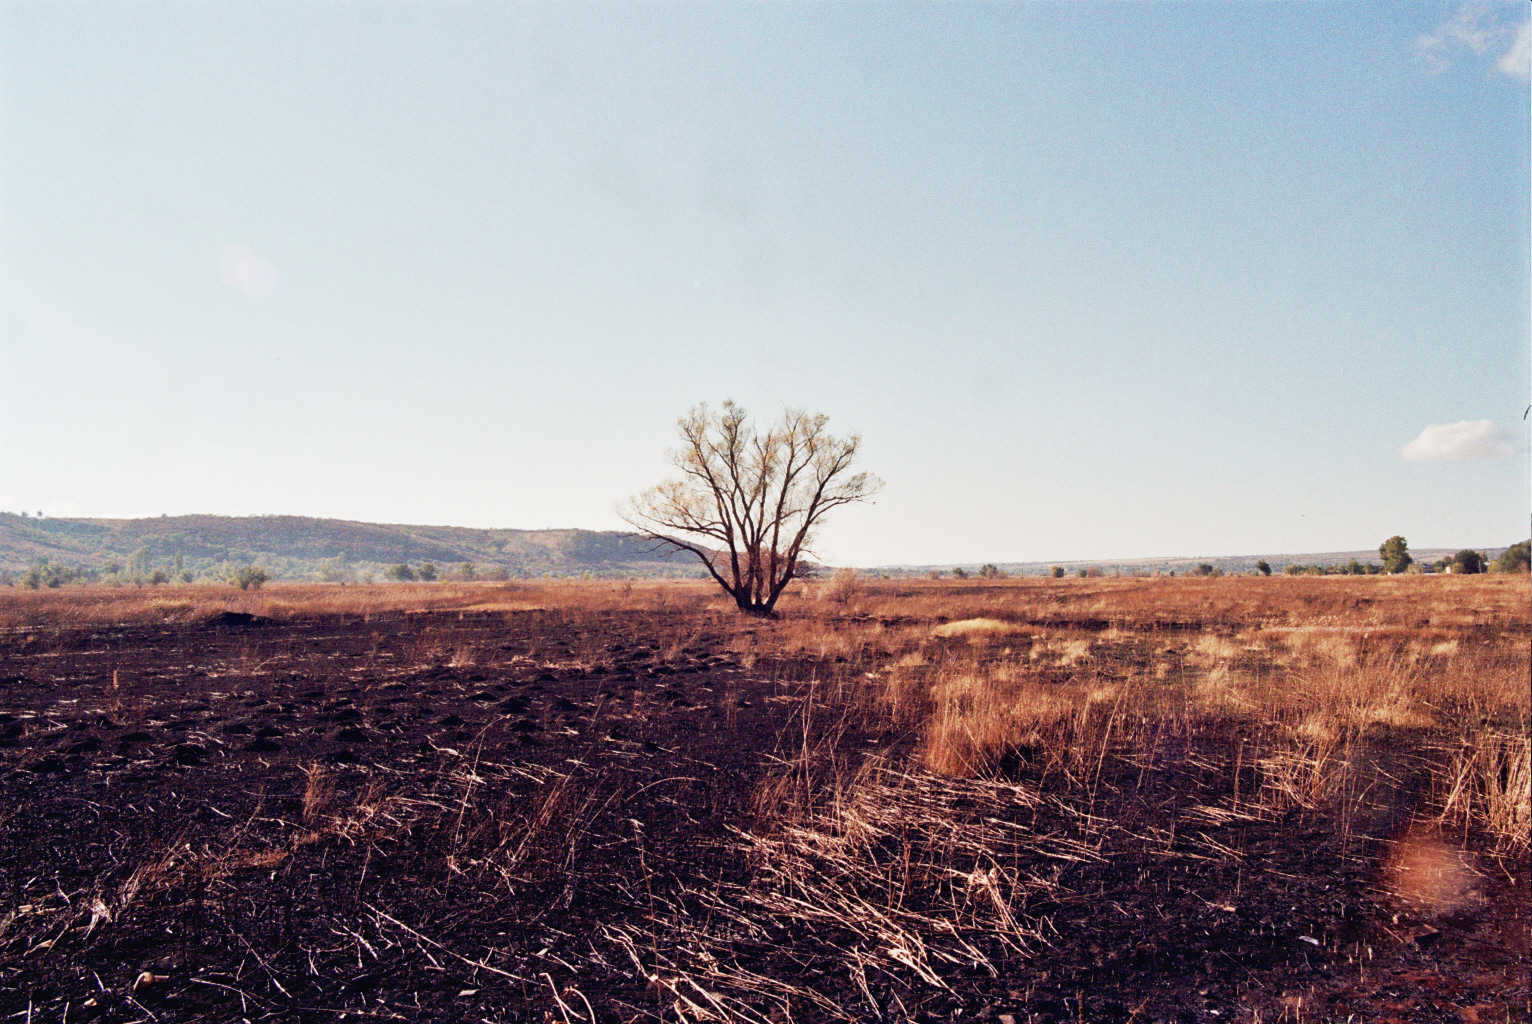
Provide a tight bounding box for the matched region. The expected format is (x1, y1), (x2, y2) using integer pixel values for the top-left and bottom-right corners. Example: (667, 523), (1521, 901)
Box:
(0, 576), (1526, 1022)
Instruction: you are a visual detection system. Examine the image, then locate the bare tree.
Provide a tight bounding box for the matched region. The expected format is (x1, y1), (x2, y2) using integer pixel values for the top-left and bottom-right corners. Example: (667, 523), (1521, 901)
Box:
(624, 401), (881, 616)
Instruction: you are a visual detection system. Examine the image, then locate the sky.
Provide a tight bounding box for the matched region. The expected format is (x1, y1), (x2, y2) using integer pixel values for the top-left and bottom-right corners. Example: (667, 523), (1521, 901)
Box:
(2, 1), (1528, 567)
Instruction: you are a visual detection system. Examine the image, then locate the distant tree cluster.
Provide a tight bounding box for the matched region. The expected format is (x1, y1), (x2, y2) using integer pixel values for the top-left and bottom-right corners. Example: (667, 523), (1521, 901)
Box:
(385, 562), (439, 582)
(1432, 550), (1486, 575)
(17, 562), (91, 589)
(1283, 561), (1381, 576)
(1377, 536), (1529, 576)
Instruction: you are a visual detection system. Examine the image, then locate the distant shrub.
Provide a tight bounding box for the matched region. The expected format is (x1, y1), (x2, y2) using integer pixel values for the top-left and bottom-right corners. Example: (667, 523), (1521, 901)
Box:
(951, 567), (968, 579)
(21, 561), (87, 589)
(1494, 540), (1530, 574)
(819, 568), (860, 605)
(1051, 566), (1065, 579)
(386, 563), (416, 582)
(230, 565), (268, 590)
(978, 563), (1006, 579)
(418, 563), (438, 582)
(1255, 560), (1271, 576)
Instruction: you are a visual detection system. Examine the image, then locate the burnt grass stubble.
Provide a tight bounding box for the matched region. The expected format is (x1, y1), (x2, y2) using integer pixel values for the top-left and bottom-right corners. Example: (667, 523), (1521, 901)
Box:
(0, 601), (1525, 1023)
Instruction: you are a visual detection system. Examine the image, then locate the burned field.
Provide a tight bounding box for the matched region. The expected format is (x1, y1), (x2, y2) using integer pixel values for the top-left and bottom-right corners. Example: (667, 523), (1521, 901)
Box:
(0, 577), (1527, 1023)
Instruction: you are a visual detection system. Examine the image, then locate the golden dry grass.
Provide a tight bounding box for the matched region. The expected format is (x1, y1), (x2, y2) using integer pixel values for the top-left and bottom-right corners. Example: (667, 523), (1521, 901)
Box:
(770, 574), (1528, 848)
(4, 573), (1527, 849)
(0, 578), (733, 627)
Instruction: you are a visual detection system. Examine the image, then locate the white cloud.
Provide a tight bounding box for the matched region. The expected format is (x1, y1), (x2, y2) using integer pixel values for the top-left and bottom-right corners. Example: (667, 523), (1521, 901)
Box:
(217, 245), (280, 297)
(1417, 5), (1530, 79)
(1401, 420), (1515, 461)
(1497, 19), (1530, 78)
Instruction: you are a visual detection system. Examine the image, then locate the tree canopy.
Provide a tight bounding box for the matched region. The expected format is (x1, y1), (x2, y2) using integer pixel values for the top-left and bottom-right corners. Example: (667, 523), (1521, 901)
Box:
(624, 402), (881, 616)
(1494, 540), (1530, 574)
(1379, 536), (1412, 574)
(1450, 549), (1486, 575)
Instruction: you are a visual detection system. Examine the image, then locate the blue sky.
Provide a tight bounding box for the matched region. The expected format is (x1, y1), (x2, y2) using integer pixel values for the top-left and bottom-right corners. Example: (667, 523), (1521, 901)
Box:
(2, 1), (1527, 566)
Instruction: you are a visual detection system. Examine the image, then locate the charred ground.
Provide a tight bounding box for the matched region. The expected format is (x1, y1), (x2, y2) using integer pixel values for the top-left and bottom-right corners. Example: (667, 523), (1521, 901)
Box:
(0, 578), (1526, 1022)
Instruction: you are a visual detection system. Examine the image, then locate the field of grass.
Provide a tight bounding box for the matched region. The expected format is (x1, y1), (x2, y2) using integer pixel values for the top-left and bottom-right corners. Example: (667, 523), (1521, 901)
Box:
(0, 573), (1526, 1021)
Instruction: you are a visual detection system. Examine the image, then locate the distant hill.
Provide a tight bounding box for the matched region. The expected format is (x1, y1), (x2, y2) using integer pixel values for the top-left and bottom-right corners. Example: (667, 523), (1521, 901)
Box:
(0, 513), (702, 582)
(2, 512), (1517, 585)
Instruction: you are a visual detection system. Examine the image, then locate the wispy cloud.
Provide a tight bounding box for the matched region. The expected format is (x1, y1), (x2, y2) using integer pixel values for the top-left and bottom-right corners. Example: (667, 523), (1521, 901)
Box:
(1417, 5), (1531, 79)
(1497, 19), (1530, 78)
(1401, 420), (1515, 461)
(218, 245), (280, 297)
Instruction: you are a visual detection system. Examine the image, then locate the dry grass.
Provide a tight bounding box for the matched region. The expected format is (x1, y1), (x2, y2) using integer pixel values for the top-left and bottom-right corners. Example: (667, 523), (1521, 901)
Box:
(930, 617), (1022, 638)
(915, 667), (1124, 779)
(0, 578), (733, 627)
(1435, 732), (1531, 853)
(763, 575), (1528, 852)
(3, 572), (1527, 1017)
(3, 575), (1525, 849)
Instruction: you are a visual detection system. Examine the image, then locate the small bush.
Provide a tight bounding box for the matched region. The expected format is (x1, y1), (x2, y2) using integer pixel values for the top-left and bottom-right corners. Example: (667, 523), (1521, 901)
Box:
(819, 568), (861, 605)
(230, 565), (268, 590)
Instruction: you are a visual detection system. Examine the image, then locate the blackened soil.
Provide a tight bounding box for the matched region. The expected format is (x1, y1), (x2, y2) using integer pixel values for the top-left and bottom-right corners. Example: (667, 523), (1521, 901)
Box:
(0, 609), (1525, 1022)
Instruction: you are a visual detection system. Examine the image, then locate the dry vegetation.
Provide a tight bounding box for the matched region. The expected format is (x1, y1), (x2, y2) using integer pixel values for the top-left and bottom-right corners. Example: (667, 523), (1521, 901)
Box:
(0, 574), (1527, 1022)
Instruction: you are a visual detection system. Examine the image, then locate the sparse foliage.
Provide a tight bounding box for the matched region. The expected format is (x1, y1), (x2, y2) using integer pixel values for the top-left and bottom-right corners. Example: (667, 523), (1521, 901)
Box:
(818, 567), (861, 605)
(624, 401), (881, 615)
